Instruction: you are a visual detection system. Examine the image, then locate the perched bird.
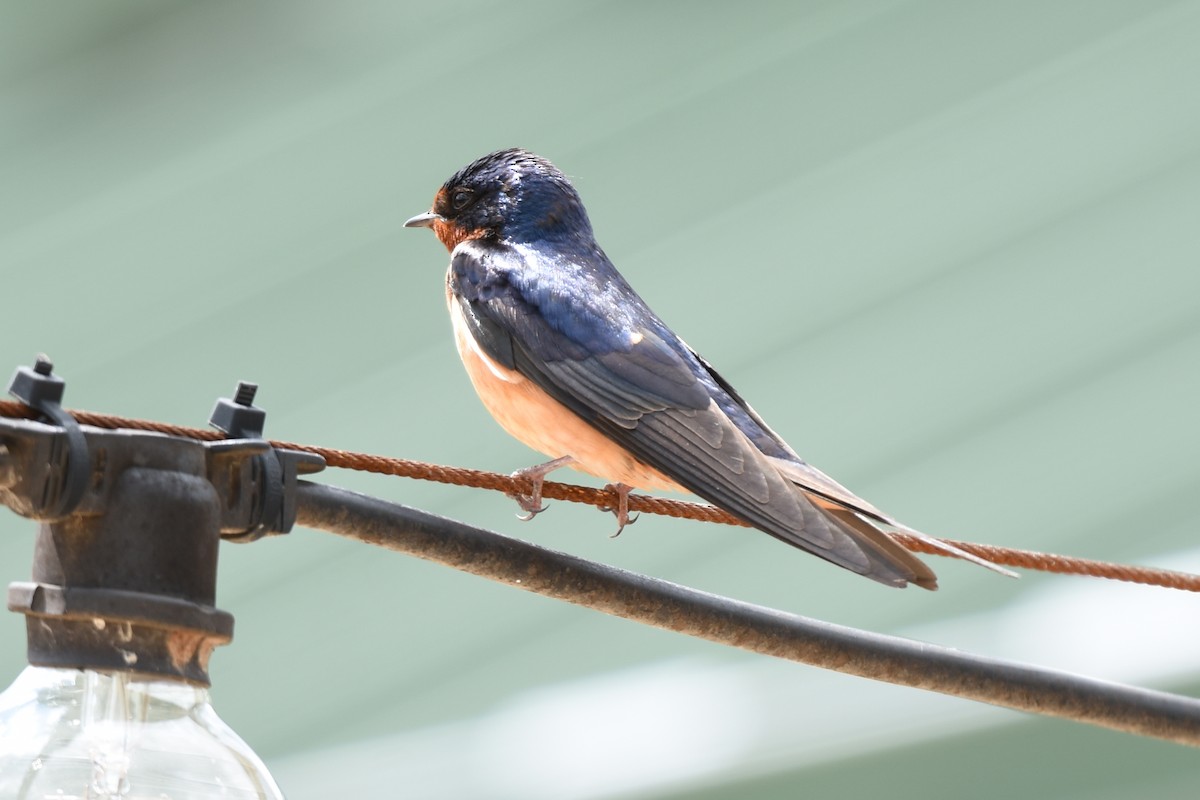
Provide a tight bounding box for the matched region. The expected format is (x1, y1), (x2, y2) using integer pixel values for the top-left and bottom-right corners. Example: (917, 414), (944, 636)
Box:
(406, 148), (1008, 590)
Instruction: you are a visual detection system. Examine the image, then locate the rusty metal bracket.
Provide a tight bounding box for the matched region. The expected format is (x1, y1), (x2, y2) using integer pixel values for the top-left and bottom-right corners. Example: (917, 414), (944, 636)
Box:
(0, 359), (324, 684)
(208, 381), (325, 542)
(6, 356), (89, 519)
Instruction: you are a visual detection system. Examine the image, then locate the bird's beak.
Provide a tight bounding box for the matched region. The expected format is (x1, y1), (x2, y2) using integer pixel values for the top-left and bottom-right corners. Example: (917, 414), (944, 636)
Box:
(404, 211), (442, 229)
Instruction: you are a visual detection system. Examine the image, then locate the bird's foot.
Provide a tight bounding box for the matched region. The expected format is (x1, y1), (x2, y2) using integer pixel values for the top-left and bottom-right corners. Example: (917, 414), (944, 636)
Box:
(600, 483), (639, 537)
(508, 456), (575, 521)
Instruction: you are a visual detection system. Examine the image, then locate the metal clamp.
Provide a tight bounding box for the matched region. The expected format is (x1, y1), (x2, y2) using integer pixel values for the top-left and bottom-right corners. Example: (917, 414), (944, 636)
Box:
(209, 381), (324, 542)
(6, 356), (89, 519)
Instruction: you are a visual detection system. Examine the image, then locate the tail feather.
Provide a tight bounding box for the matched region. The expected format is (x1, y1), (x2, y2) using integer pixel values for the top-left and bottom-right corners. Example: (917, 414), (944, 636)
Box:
(806, 494), (939, 590)
(885, 521), (1019, 579)
(767, 455), (1017, 583)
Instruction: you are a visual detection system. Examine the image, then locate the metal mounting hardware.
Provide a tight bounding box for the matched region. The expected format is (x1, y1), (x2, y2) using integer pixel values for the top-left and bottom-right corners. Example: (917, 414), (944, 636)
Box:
(208, 381), (325, 542)
(6, 356), (89, 519)
(0, 361), (324, 684)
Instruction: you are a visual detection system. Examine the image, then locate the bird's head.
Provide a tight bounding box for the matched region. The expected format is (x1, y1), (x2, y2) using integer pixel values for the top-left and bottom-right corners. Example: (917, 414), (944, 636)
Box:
(405, 148), (594, 251)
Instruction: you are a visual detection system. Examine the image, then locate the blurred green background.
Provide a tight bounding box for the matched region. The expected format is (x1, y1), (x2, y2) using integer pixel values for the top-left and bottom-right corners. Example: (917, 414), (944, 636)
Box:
(3, 0), (1200, 797)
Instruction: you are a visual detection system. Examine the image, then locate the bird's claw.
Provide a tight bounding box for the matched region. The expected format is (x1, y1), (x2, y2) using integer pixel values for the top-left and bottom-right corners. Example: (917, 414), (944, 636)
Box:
(600, 483), (638, 537)
(608, 512), (640, 538)
(512, 495), (550, 522)
(508, 456), (574, 523)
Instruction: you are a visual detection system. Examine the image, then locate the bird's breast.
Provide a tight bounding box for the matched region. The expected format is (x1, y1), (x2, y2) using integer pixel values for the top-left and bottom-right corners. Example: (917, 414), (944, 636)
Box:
(446, 280), (683, 492)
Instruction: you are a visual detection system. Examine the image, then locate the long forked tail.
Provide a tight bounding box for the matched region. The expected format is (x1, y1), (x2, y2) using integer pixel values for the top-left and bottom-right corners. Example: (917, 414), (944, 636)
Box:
(766, 455), (1018, 584)
(807, 492), (1019, 582)
(884, 518), (1020, 578)
(805, 494), (940, 590)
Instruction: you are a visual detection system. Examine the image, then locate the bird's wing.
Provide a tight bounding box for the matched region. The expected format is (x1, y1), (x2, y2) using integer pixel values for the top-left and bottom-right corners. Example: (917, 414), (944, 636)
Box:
(691, 351), (1015, 578)
(450, 242), (936, 589)
(686, 349), (892, 519)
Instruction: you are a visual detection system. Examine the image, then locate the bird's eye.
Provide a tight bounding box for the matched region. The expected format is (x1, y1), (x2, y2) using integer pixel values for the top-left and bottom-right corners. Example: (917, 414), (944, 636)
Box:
(451, 190), (472, 211)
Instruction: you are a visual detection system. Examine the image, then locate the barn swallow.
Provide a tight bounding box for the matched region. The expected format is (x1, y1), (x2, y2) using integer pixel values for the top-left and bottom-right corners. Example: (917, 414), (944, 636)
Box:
(406, 148), (1011, 590)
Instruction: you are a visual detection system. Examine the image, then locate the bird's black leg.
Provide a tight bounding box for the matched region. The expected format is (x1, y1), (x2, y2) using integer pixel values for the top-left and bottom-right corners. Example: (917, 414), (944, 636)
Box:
(600, 483), (639, 536)
(508, 455), (575, 521)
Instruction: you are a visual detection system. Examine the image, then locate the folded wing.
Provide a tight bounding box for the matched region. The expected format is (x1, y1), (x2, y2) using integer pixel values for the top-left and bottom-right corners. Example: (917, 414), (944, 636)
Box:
(451, 241), (939, 589)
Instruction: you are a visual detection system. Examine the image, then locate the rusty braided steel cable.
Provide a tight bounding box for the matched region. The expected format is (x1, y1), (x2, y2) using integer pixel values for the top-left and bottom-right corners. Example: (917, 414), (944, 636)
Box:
(3, 398), (1200, 744)
(1, 400), (1198, 592)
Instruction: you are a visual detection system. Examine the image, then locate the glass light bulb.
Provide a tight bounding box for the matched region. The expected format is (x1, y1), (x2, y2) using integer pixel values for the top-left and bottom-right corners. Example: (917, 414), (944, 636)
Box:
(0, 666), (283, 799)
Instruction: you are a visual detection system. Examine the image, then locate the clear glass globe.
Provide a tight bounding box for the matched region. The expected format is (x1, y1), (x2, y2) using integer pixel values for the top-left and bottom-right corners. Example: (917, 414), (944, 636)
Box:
(0, 666), (283, 799)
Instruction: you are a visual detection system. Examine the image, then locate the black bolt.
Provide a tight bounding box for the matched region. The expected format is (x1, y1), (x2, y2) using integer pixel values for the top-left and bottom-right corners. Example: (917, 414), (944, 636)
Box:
(33, 355), (53, 376)
(233, 382), (258, 407)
